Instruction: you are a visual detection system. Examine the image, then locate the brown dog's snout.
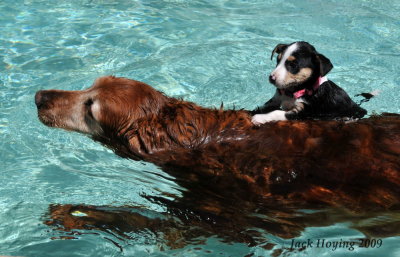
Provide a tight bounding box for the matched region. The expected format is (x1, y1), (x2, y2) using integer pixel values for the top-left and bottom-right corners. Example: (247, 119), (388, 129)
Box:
(35, 90), (64, 109)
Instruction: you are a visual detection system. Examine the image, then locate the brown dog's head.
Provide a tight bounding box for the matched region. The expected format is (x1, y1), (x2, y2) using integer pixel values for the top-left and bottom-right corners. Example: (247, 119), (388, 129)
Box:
(35, 76), (166, 136)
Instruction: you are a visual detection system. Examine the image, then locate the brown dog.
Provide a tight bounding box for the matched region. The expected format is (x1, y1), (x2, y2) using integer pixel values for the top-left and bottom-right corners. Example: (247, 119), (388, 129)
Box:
(35, 76), (400, 208)
(36, 76), (400, 248)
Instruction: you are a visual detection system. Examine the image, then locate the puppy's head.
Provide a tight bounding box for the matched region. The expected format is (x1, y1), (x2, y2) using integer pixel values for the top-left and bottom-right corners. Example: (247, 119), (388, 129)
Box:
(269, 41), (333, 89)
(35, 76), (166, 136)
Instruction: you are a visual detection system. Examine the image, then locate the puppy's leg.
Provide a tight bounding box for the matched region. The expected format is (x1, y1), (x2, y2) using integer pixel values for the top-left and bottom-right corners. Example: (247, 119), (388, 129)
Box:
(285, 102), (305, 120)
(252, 110), (287, 125)
(252, 101), (306, 124)
(251, 90), (282, 115)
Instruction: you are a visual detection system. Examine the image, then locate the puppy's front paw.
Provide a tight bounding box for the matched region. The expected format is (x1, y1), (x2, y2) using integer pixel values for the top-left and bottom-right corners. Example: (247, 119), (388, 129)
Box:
(252, 114), (269, 125)
(251, 111), (287, 125)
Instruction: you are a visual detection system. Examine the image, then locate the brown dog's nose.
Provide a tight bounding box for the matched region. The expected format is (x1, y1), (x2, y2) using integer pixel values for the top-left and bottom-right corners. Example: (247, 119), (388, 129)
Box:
(35, 90), (52, 109)
(35, 90), (45, 109)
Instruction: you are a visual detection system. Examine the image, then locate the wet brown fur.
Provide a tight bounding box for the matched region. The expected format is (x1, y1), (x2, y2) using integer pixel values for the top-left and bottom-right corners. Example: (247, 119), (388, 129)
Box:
(36, 76), (400, 247)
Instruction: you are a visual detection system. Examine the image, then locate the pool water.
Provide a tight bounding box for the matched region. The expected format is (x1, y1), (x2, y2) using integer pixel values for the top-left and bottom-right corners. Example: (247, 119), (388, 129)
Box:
(1, 0), (400, 256)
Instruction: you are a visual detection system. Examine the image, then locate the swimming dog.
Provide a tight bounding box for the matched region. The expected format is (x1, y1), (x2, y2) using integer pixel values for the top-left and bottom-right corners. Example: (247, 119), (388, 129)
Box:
(35, 76), (400, 245)
(252, 41), (368, 125)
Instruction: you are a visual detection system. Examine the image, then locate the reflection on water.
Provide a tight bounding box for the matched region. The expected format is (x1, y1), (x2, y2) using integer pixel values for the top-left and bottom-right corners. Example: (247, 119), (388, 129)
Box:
(46, 199), (400, 255)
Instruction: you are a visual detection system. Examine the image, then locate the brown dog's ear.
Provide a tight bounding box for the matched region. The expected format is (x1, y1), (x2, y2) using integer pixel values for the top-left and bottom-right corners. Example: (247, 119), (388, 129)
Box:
(270, 44), (288, 60)
(316, 53), (333, 76)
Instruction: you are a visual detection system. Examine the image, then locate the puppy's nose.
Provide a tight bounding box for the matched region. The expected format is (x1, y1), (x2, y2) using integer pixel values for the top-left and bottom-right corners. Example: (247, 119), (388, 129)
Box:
(269, 74), (276, 83)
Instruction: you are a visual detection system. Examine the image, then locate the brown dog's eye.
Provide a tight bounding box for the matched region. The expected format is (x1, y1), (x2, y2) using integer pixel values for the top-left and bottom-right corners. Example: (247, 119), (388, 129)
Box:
(84, 99), (95, 118)
(84, 98), (93, 106)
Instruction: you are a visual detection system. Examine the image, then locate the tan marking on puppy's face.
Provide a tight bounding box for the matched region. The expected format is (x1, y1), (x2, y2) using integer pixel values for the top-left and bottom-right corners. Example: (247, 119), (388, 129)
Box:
(282, 67), (313, 88)
(287, 56), (296, 62)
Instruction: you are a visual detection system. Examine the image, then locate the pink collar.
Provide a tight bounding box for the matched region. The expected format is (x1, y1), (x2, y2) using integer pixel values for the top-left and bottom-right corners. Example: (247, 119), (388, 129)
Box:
(292, 76), (327, 99)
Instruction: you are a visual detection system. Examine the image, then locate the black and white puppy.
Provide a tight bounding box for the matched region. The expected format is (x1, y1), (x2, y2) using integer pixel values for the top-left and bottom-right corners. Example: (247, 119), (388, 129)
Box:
(251, 41), (367, 124)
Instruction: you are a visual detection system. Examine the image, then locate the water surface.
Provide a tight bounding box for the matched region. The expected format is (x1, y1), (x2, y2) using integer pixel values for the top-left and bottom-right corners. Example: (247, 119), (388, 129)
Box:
(1, 0), (400, 256)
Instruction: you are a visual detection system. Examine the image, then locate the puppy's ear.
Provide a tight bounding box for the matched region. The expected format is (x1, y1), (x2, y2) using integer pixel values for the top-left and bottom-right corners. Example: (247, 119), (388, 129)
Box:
(316, 54), (333, 76)
(270, 44), (288, 60)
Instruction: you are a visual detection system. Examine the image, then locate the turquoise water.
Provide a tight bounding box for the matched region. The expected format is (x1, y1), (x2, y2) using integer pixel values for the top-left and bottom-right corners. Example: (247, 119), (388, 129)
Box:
(1, 0), (400, 256)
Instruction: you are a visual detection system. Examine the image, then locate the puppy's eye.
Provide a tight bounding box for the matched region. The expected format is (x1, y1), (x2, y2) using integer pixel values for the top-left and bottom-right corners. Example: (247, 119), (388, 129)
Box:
(287, 61), (298, 69)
